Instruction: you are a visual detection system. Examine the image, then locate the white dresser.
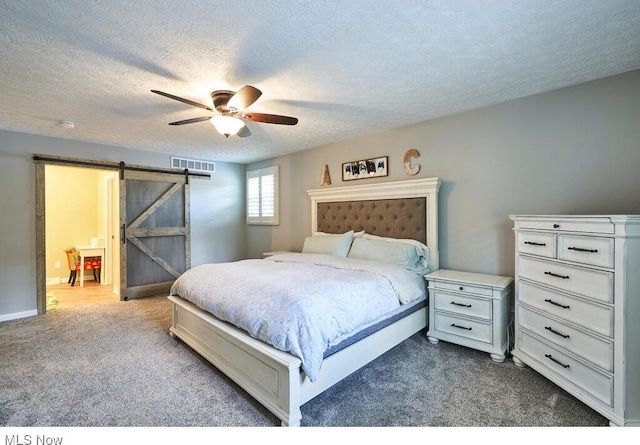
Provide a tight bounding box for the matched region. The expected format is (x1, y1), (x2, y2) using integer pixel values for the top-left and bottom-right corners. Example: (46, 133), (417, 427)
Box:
(426, 269), (512, 363)
(510, 215), (640, 426)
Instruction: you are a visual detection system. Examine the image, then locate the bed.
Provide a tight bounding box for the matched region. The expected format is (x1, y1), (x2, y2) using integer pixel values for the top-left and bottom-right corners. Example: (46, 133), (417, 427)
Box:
(167, 177), (440, 426)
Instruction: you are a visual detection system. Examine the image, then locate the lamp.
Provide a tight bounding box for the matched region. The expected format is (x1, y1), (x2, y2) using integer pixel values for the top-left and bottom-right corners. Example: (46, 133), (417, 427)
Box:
(210, 116), (244, 138)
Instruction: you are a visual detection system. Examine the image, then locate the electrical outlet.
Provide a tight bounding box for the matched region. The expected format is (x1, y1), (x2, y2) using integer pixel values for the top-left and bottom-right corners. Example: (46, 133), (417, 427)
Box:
(54, 261), (61, 269)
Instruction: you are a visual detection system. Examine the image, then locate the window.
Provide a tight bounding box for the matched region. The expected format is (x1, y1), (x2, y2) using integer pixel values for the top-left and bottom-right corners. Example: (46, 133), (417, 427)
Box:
(246, 165), (279, 225)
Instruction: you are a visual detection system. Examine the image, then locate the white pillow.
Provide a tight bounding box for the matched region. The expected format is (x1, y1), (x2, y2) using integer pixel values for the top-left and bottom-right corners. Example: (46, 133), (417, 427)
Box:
(352, 233), (429, 273)
(302, 230), (355, 257)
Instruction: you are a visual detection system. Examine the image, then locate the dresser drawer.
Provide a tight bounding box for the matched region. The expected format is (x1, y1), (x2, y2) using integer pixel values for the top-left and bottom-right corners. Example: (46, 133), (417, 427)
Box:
(518, 330), (613, 406)
(518, 256), (613, 303)
(517, 231), (557, 258)
(518, 305), (613, 371)
(433, 291), (492, 320)
(433, 312), (492, 344)
(518, 280), (613, 337)
(515, 218), (615, 234)
(558, 235), (614, 269)
(432, 280), (493, 297)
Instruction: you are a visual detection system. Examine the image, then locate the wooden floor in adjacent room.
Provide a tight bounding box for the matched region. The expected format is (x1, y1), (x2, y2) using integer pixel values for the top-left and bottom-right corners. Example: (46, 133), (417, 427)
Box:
(46, 280), (119, 309)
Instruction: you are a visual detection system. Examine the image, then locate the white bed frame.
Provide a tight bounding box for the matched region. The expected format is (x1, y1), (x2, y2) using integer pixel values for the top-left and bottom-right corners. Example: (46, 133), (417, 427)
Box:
(168, 177), (441, 426)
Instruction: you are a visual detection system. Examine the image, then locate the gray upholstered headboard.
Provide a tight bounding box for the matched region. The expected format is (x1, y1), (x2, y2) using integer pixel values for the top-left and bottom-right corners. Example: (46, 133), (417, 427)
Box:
(307, 178), (440, 271)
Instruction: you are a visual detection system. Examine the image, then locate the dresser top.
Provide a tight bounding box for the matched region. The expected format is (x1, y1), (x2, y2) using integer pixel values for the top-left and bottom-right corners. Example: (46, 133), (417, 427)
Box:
(425, 269), (512, 289)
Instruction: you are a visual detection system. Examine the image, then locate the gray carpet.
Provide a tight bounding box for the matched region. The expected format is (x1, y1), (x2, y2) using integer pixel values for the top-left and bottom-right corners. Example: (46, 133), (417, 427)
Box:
(0, 296), (609, 427)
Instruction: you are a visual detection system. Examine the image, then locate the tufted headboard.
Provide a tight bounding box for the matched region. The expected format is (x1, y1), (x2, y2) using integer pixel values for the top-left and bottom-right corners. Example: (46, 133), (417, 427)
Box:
(316, 198), (426, 241)
(307, 178), (440, 271)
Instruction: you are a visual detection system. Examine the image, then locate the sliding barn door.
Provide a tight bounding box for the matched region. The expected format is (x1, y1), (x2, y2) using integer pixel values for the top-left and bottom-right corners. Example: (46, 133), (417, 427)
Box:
(120, 170), (190, 300)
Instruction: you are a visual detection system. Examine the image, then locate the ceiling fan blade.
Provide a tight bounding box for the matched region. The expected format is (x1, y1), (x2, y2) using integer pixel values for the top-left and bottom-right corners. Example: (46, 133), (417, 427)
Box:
(227, 85), (262, 111)
(151, 90), (213, 111)
(168, 116), (211, 126)
(242, 112), (298, 125)
(237, 125), (251, 138)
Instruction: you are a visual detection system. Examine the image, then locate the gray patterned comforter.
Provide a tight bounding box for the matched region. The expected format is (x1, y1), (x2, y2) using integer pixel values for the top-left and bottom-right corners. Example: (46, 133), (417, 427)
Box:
(169, 253), (426, 382)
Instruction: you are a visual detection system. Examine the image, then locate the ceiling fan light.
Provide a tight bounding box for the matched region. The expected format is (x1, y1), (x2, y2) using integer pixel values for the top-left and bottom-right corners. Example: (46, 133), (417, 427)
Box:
(210, 116), (244, 138)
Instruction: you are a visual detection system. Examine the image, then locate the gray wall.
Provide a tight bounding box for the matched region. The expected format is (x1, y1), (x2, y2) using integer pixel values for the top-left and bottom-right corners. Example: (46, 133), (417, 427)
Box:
(247, 70), (640, 278)
(0, 131), (246, 319)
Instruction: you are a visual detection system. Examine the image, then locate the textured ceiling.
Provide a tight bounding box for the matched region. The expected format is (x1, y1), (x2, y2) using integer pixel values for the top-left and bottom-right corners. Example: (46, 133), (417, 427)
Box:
(1, 1), (639, 164)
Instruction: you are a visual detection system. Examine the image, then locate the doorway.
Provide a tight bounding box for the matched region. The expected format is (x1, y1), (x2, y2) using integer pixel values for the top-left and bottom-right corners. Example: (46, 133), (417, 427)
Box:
(34, 155), (205, 314)
(43, 164), (120, 310)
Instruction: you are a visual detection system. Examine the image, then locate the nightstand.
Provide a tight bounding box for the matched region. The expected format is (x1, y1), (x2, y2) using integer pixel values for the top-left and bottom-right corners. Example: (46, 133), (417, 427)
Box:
(425, 269), (512, 362)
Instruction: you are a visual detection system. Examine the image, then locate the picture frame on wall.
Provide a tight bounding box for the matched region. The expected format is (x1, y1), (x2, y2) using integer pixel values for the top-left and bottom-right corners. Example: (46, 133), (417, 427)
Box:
(342, 156), (388, 181)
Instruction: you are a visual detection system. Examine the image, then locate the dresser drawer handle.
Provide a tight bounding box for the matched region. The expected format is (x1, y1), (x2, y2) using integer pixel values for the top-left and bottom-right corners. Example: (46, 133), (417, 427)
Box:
(545, 326), (570, 339)
(553, 224), (560, 229)
(451, 301), (472, 308)
(544, 271), (570, 279)
(524, 241), (546, 246)
(544, 298), (570, 309)
(451, 323), (472, 331)
(567, 246), (598, 253)
(545, 354), (570, 369)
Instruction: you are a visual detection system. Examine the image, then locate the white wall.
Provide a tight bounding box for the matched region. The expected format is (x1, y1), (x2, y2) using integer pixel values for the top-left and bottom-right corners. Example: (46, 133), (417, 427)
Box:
(247, 70), (640, 278)
(0, 132), (246, 319)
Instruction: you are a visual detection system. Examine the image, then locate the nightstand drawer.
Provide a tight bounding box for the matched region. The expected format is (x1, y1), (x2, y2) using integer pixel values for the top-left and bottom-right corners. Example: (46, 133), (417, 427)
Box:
(515, 218), (615, 234)
(558, 235), (614, 269)
(519, 330), (613, 406)
(518, 256), (613, 303)
(433, 291), (492, 320)
(519, 305), (613, 371)
(433, 313), (492, 344)
(518, 280), (613, 337)
(517, 231), (557, 258)
(432, 280), (493, 297)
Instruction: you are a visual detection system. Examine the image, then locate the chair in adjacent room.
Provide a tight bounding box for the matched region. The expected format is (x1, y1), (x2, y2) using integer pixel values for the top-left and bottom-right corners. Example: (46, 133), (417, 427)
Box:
(65, 248), (101, 286)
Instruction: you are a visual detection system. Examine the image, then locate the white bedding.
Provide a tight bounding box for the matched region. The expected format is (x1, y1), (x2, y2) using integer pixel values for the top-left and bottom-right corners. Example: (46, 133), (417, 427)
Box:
(169, 252), (426, 382)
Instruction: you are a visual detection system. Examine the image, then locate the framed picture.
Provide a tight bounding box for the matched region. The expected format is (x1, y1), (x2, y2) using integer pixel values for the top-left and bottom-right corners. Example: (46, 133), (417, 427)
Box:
(342, 156), (388, 181)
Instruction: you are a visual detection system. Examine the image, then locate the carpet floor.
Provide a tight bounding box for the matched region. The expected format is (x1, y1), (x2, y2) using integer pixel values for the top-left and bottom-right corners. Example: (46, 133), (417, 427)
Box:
(0, 296), (610, 428)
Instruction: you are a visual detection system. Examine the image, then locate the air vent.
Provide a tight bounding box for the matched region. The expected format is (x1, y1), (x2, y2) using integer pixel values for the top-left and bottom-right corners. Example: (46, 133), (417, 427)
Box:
(171, 156), (215, 173)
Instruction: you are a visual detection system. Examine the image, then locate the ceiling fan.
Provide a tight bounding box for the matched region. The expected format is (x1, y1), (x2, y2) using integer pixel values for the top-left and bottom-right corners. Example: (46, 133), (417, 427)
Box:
(151, 85), (298, 138)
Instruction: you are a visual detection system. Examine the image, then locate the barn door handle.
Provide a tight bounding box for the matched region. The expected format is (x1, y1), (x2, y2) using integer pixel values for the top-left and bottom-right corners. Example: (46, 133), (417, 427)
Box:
(121, 224), (126, 244)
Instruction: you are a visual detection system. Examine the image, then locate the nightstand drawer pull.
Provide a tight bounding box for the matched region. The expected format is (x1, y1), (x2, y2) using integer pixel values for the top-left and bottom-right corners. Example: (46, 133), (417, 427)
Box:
(567, 246), (598, 253)
(545, 326), (570, 339)
(544, 298), (570, 309)
(451, 323), (472, 331)
(451, 301), (472, 308)
(544, 271), (570, 279)
(524, 241), (546, 246)
(545, 353), (570, 369)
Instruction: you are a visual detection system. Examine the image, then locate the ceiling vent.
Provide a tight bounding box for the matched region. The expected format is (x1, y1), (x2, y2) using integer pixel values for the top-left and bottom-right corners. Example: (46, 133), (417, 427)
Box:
(171, 156), (215, 173)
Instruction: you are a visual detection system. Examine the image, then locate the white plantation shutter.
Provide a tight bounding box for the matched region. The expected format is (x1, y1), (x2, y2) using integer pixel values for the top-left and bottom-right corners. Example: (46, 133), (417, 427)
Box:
(246, 166), (279, 225)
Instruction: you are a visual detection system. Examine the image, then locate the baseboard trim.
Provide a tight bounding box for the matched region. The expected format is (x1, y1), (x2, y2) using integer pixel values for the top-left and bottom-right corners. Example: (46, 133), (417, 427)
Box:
(0, 309), (38, 323)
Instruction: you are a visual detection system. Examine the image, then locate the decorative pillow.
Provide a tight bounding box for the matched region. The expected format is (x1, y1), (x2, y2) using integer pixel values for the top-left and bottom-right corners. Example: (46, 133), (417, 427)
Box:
(351, 233), (430, 273)
(302, 230), (355, 257)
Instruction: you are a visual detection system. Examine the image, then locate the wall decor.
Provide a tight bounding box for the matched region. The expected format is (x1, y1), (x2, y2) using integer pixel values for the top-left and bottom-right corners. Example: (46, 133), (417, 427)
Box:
(342, 156), (388, 181)
(403, 149), (421, 176)
(321, 164), (331, 186)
